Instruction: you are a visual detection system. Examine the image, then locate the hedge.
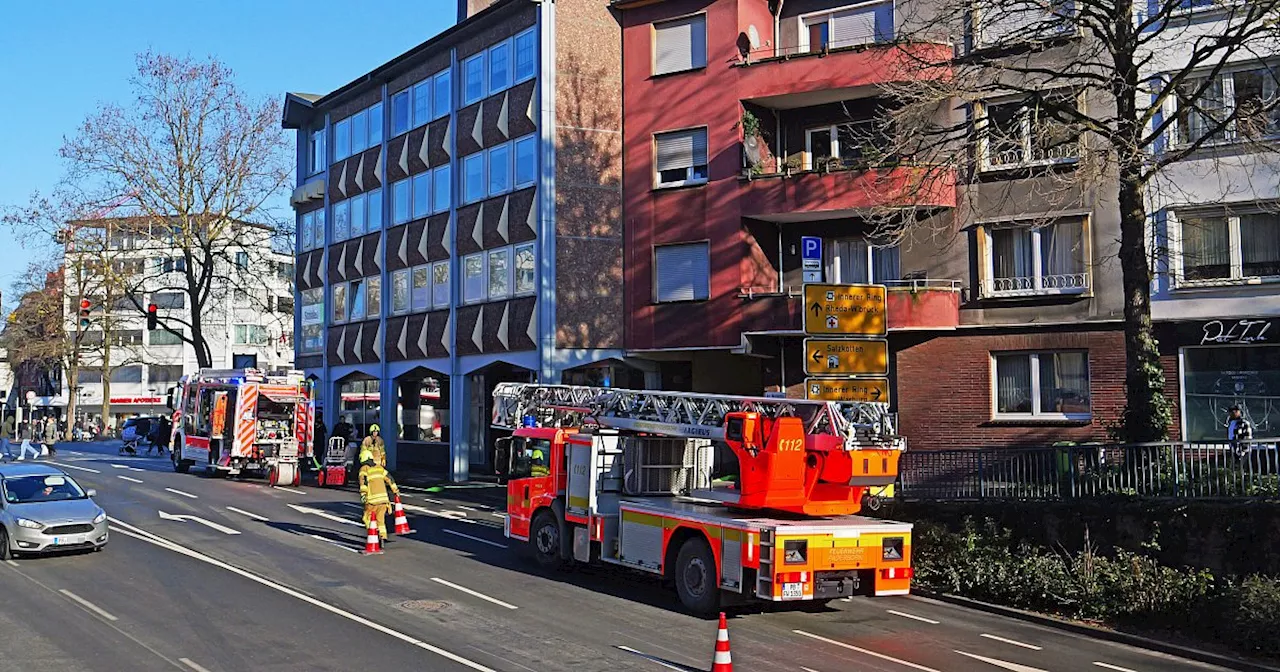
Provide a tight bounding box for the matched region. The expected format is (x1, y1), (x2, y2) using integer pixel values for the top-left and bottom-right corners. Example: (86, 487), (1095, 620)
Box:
(912, 518), (1280, 661)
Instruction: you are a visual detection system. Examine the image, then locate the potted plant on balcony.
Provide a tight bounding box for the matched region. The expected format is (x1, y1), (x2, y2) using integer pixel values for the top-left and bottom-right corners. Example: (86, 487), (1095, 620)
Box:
(740, 110), (765, 178)
(782, 155), (802, 177)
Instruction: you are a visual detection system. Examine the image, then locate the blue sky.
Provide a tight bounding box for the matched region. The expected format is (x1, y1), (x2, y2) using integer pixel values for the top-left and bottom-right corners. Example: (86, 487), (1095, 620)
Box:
(0, 0), (452, 305)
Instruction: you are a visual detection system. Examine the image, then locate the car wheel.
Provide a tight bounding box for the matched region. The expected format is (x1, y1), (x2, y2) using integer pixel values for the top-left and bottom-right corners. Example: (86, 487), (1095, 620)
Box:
(674, 537), (720, 616)
(0, 528), (9, 561)
(528, 511), (565, 570)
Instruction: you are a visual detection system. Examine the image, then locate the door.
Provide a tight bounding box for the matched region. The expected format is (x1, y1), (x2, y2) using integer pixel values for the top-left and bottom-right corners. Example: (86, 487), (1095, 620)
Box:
(505, 435), (556, 541)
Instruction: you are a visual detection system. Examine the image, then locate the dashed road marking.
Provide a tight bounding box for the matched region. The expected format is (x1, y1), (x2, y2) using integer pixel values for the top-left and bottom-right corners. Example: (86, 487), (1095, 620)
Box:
(442, 529), (507, 549)
(226, 506), (269, 522)
(118, 475), (144, 484)
(431, 577), (518, 610)
(111, 464), (146, 472)
(793, 630), (941, 672)
(179, 658), (213, 672)
(60, 589), (119, 621)
(980, 634), (1042, 651)
(308, 534), (360, 554)
(164, 487), (198, 499)
(887, 609), (939, 624)
(273, 486), (307, 495)
(955, 651), (1047, 671)
(5, 560), (18, 567)
(45, 461), (101, 474)
(458, 505), (480, 512)
(1092, 664), (1138, 672)
(489, 512), (506, 519)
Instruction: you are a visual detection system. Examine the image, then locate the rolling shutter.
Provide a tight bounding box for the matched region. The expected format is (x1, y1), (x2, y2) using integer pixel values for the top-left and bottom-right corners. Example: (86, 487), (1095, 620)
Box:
(830, 6), (879, 49)
(655, 243), (710, 302)
(654, 15), (707, 75)
(655, 129), (709, 173)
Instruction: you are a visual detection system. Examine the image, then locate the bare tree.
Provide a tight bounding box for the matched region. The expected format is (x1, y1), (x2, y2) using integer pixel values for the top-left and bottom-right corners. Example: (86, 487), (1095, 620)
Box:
(871, 0), (1280, 441)
(59, 51), (292, 368)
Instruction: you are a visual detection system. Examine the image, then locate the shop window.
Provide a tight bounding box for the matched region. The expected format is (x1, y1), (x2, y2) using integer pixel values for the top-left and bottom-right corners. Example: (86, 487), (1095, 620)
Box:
(1181, 343), (1279, 441)
(339, 378), (381, 439)
(993, 351), (1091, 419)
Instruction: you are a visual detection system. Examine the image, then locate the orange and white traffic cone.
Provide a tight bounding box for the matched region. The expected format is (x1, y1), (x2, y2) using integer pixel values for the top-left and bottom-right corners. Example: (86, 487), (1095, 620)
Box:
(392, 495), (414, 535)
(362, 517), (383, 555)
(711, 612), (732, 671)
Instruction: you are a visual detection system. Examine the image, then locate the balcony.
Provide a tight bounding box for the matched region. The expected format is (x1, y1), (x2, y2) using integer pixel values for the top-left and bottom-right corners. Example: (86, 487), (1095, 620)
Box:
(734, 42), (953, 110)
(737, 280), (963, 333)
(738, 164), (957, 222)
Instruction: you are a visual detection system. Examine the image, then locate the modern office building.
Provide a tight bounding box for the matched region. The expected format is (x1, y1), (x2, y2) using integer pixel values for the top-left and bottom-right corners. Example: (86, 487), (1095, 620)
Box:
(283, 0), (627, 477)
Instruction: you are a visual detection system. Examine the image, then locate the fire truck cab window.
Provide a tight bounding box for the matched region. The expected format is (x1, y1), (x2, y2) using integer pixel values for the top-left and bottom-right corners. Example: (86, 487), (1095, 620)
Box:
(509, 438), (552, 479)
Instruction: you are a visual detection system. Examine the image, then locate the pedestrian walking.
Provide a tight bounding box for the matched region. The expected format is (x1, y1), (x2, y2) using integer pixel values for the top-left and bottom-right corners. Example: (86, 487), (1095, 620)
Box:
(16, 420), (40, 461)
(359, 454), (401, 545)
(0, 414), (13, 461)
(358, 424), (387, 468)
(42, 416), (58, 456)
(1227, 404), (1254, 456)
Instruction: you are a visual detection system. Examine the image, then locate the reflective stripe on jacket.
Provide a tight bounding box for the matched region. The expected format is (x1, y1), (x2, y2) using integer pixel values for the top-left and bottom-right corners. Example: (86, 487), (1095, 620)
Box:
(359, 464), (398, 505)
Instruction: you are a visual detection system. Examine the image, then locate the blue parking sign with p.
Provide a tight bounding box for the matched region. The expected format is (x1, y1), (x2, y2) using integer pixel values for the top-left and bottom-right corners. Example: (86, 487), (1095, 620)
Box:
(801, 237), (822, 276)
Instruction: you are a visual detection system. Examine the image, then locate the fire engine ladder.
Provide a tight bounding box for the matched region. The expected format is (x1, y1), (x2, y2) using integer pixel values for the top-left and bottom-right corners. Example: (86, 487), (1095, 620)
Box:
(491, 383), (901, 451)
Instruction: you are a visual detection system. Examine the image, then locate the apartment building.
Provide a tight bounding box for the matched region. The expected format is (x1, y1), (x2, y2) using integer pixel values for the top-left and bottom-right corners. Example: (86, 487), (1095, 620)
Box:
(282, 0), (626, 477)
(615, 0), (1134, 450)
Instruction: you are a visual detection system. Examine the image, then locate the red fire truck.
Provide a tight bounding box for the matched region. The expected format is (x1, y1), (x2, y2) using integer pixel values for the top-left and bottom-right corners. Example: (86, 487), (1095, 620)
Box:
(167, 369), (314, 486)
(494, 383), (912, 614)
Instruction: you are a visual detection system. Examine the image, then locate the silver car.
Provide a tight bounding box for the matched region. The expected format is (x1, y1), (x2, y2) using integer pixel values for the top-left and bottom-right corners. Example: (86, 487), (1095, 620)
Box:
(0, 463), (108, 559)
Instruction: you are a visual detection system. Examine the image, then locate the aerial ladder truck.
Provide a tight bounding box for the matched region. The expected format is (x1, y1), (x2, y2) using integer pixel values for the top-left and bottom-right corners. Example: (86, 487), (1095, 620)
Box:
(493, 383), (913, 614)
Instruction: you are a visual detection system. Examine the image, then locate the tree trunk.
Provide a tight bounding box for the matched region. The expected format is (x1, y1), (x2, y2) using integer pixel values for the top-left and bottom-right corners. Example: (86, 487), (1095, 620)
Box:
(191, 320), (212, 368)
(1117, 171), (1171, 443)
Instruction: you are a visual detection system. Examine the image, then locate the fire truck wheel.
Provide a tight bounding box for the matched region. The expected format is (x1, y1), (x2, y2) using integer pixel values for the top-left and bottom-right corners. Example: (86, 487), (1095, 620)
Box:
(674, 537), (719, 616)
(172, 453), (192, 474)
(529, 510), (565, 570)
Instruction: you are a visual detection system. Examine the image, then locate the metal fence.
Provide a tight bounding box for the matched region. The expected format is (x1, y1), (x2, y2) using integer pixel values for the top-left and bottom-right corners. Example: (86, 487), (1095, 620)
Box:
(898, 440), (1280, 500)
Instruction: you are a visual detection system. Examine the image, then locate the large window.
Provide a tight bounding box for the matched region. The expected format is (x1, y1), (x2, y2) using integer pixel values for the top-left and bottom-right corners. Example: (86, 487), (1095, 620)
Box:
(413, 172), (432, 220)
(488, 248), (511, 300)
(654, 128), (709, 188)
(300, 209), (325, 251)
(234, 325), (270, 346)
(514, 28), (537, 82)
(148, 365), (184, 385)
(464, 253), (486, 304)
(1175, 66), (1280, 146)
(149, 329), (183, 346)
(980, 91), (1079, 170)
(463, 153), (486, 203)
(972, 0), (1071, 48)
(804, 120), (891, 170)
(339, 378), (381, 438)
(151, 292), (184, 309)
(433, 165), (451, 213)
(392, 89), (411, 136)
(985, 219), (1088, 296)
(464, 53), (485, 105)
(301, 288), (324, 354)
(413, 79), (432, 129)
(515, 135), (537, 187)
(433, 261), (451, 308)
(489, 143), (511, 196)
(1182, 344), (1280, 441)
(824, 239), (900, 284)
(110, 366), (143, 384)
(489, 40), (511, 94)
(392, 268), (411, 314)
(366, 276), (382, 318)
(411, 266), (430, 311)
(350, 193), (367, 239)
(654, 242), (710, 303)
(800, 2), (892, 53)
(433, 70), (451, 119)
(393, 178), (411, 225)
(334, 103), (383, 161)
(994, 351), (1091, 419)
(653, 14), (706, 76)
(1178, 211), (1280, 284)
(515, 243), (536, 295)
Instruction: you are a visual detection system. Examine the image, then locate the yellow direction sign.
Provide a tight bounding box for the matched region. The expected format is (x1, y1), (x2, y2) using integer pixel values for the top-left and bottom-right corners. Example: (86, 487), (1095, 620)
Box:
(806, 377), (891, 404)
(803, 284), (887, 336)
(804, 338), (888, 375)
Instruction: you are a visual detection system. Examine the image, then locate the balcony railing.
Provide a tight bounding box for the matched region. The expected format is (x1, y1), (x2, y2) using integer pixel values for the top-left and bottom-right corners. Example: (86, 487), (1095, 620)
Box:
(988, 272), (1089, 296)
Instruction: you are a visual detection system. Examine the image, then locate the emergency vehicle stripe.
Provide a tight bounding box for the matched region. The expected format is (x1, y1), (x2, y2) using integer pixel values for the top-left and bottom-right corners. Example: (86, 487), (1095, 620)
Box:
(620, 511), (664, 527)
(235, 384), (260, 457)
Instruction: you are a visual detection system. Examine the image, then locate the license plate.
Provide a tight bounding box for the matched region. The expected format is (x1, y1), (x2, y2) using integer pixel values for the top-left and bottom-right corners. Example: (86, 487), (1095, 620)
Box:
(782, 582), (804, 599)
(53, 536), (83, 546)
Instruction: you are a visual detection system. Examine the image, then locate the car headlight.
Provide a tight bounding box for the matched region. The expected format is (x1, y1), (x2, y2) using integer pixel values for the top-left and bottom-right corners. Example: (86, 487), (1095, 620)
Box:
(93, 511), (106, 524)
(16, 518), (43, 529)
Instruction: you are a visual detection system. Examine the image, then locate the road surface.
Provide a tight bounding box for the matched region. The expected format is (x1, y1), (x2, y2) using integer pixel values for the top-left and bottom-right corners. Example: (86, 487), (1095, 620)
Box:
(0, 441), (1242, 672)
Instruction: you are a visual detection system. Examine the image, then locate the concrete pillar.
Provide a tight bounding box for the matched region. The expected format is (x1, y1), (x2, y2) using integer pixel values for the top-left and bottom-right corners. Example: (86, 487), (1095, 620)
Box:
(448, 372), (470, 482)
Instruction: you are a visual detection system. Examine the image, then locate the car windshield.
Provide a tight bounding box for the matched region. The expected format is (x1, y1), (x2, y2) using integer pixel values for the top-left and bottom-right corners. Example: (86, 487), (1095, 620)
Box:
(3, 474), (87, 504)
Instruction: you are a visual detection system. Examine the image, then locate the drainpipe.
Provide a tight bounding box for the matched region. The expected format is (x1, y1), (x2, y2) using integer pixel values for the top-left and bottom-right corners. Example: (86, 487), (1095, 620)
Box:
(774, 0), (784, 58)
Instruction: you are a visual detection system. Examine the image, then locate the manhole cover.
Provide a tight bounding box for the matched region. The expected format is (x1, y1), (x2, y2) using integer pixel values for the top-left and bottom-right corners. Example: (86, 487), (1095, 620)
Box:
(399, 599), (450, 612)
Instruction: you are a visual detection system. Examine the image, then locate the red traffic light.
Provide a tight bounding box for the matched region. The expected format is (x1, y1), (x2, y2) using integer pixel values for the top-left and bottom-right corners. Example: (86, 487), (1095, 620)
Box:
(147, 303), (158, 330)
(79, 298), (91, 311)
(148, 303), (158, 313)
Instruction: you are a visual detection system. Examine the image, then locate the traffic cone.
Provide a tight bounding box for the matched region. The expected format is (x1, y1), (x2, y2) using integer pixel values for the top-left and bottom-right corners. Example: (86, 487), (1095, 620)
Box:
(710, 612), (732, 671)
(362, 517), (383, 555)
(392, 495), (414, 535)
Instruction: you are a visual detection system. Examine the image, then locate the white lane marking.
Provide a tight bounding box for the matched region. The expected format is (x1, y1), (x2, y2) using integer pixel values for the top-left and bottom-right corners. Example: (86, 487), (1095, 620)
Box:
(442, 528), (507, 549)
(887, 609), (939, 624)
(273, 486), (307, 494)
(800, 668), (822, 672)
(458, 505), (480, 512)
(106, 517), (496, 672)
(157, 510), (241, 535)
(792, 631), (941, 672)
(490, 512), (506, 519)
(955, 651), (1047, 672)
(179, 658), (213, 672)
(118, 475), (144, 484)
(111, 464), (146, 472)
(339, 502), (364, 510)
(431, 577), (518, 610)
(1093, 664), (1138, 672)
(5, 560), (19, 567)
(401, 503), (466, 520)
(400, 485), (438, 493)
(59, 589), (119, 622)
(226, 506), (269, 522)
(288, 504), (364, 527)
(980, 634), (1042, 651)
(613, 645), (695, 671)
(308, 534), (360, 554)
(164, 488), (198, 499)
(46, 461), (101, 474)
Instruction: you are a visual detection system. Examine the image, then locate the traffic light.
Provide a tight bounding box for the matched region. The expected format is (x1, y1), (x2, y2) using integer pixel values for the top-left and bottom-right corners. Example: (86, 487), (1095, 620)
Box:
(78, 298), (92, 329)
(147, 303), (158, 330)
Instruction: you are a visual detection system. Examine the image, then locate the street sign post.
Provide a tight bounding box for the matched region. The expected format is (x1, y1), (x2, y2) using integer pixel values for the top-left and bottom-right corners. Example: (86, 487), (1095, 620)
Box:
(803, 284), (886, 336)
(801, 237), (822, 283)
(805, 377), (891, 403)
(803, 338), (888, 375)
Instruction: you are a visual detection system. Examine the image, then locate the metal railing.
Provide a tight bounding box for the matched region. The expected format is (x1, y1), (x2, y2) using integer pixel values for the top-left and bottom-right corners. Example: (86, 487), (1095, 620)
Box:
(898, 440), (1280, 500)
(989, 272), (1089, 295)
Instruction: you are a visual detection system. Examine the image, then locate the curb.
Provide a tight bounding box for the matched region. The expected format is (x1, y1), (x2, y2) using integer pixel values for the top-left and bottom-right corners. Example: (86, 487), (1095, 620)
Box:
(912, 591), (1280, 672)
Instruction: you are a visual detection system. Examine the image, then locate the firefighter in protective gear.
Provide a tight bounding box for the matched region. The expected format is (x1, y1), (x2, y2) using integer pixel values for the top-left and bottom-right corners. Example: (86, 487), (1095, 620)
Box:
(358, 424), (387, 468)
(530, 447), (549, 477)
(359, 455), (400, 542)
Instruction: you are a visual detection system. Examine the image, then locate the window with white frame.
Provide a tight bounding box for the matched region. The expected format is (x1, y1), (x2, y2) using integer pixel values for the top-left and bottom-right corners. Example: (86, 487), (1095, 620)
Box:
(654, 128), (709, 188)
(433, 165), (451, 213)
(432, 261), (450, 308)
(392, 88), (411, 136)
(515, 135), (537, 186)
(392, 269), (410, 314)
(993, 351), (1091, 418)
(412, 266), (431, 311)
(234, 324), (270, 346)
(972, 0), (1072, 49)
(653, 14), (707, 76)
(488, 248), (511, 300)
(433, 70), (451, 119)
(464, 53), (486, 105)
(800, 2), (891, 54)
(515, 242), (535, 295)
(654, 242), (710, 302)
(464, 253), (486, 304)
(979, 90), (1079, 170)
(515, 28), (536, 82)
(804, 120), (891, 170)
(984, 219), (1088, 296)
(1174, 65), (1280, 146)
(824, 239), (900, 284)
(308, 127), (326, 175)
(413, 172), (432, 220)
(413, 79), (432, 128)
(366, 275), (382, 318)
(489, 143), (511, 196)
(1177, 210), (1280, 283)
(489, 40), (511, 94)
(463, 153), (486, 203)
(393, 178), (411, 225)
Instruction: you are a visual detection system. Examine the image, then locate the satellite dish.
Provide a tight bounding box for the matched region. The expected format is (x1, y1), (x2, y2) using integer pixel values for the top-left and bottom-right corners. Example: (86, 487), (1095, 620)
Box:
(747, 25), (761, 50)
